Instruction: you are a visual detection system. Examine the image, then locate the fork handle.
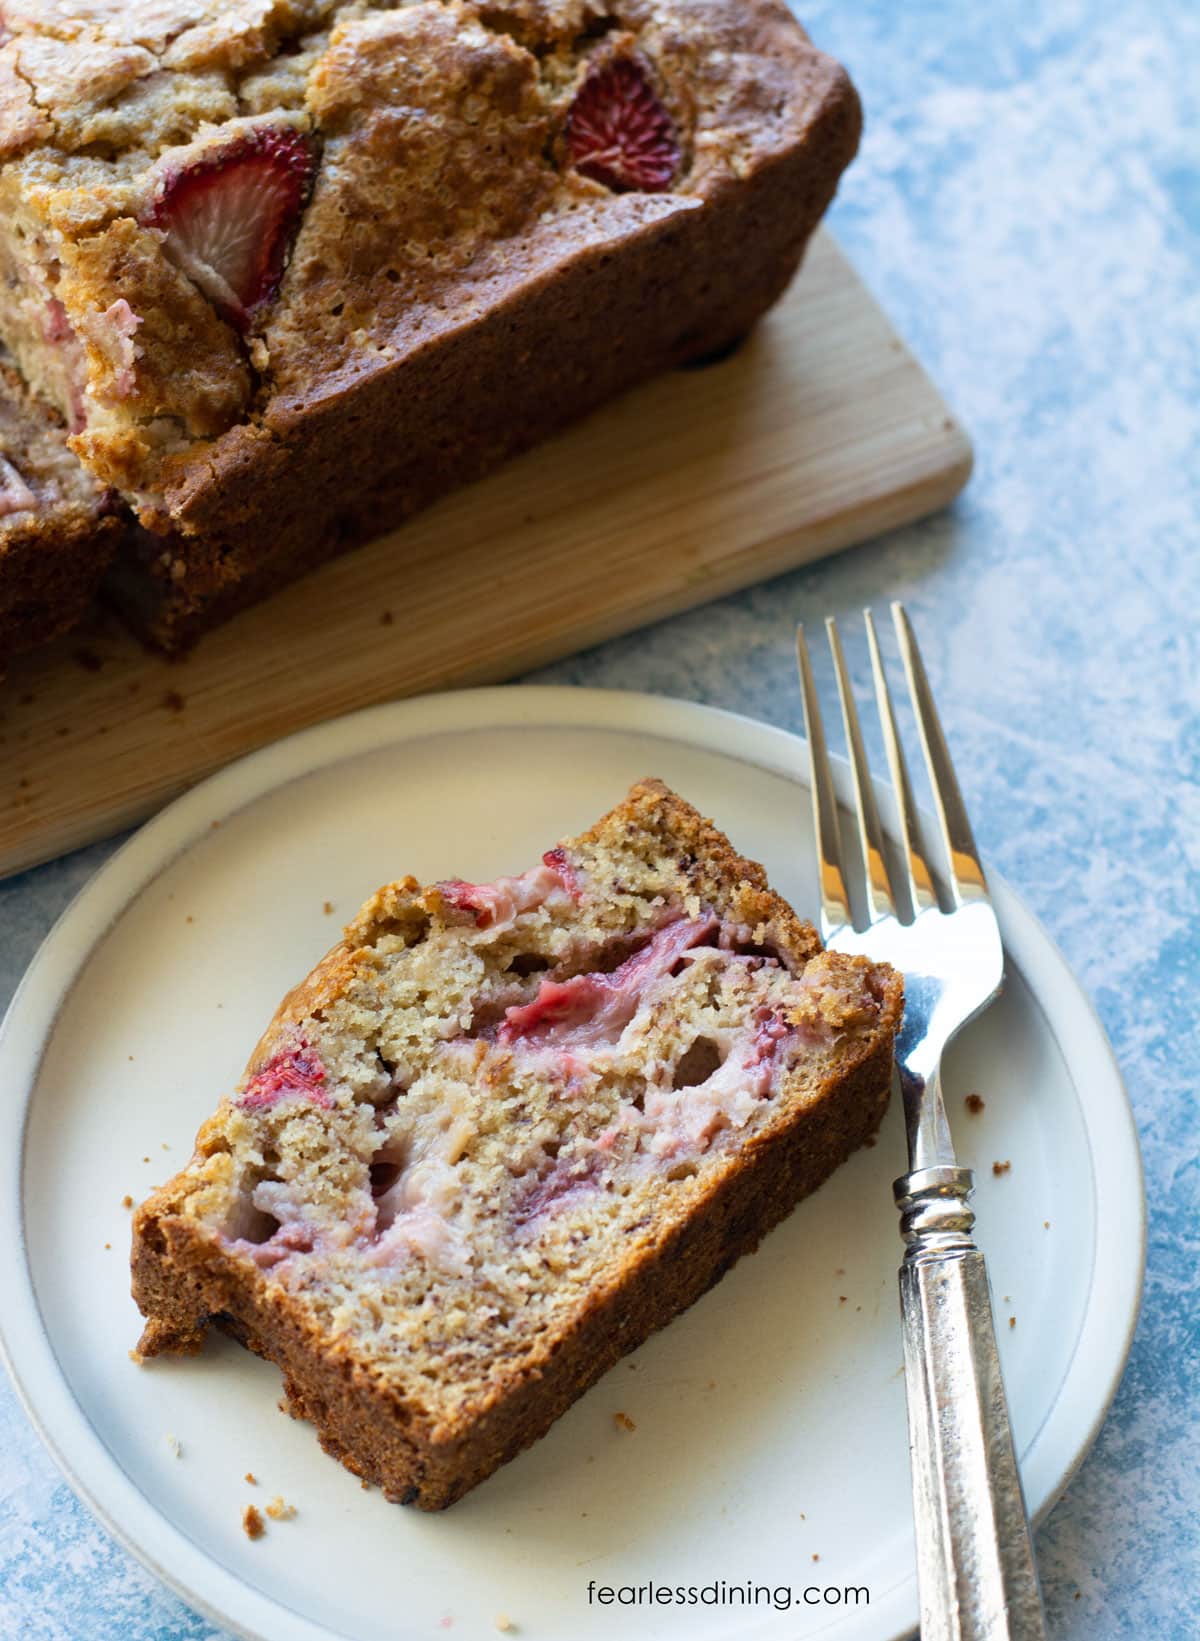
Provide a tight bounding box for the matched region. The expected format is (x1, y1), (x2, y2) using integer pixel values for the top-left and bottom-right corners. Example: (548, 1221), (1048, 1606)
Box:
(894, 1166), (1048, 1641)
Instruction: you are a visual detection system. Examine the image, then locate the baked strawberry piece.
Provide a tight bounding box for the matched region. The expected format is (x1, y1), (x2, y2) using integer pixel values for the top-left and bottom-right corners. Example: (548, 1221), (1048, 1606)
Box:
(566, 54), (681, 193)
(132, 780), (900, 1508)
(144, 126), (315, 333)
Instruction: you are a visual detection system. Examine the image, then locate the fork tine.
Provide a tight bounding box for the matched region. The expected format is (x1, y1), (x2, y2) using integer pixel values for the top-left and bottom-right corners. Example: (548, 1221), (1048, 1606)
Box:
(892, 602), (989, 904)
(795, 624), (853, 938)
(826, 617), (897, 925)
(864, 609), (938, 917)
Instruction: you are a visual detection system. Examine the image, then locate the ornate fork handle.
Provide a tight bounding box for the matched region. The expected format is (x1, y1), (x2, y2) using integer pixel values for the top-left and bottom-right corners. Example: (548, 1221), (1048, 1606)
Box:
(895, 1146), (1047, 1641)
(798, 606), (1050, 1637)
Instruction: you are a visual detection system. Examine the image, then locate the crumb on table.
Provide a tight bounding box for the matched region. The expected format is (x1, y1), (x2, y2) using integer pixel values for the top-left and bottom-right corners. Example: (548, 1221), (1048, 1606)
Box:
(965, 1093), (986, 1114)
(613, 1411), (636, 1433)
(992, 1160), (1012, 1176)
(265, 1495), (296, 1521)
(163, 689), (186, 714)
(242, 1504), (265, 1540)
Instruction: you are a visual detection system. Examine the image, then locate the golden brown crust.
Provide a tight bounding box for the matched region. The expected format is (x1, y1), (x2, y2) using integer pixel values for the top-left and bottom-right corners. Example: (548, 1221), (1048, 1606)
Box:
(107, 3), (860, 648)
(0, 3), (860, 661)
(132, 779), (900, 1508)
(585, 778), (824, 966)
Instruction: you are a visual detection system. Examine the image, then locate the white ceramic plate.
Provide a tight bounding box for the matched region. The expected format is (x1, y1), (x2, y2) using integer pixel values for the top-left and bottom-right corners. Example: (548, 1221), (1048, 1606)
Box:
(0, 687), (1143, 1641)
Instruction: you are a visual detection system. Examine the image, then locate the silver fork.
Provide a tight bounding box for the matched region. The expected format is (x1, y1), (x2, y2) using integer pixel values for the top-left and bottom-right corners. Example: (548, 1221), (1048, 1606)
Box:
(795, 603), (1048, 1641)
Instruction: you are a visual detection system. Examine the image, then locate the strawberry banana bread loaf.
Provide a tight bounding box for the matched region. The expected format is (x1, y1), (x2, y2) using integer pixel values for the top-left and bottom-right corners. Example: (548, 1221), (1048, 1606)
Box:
(0, 0), (861, 651)
(133, 780), (901, 1508)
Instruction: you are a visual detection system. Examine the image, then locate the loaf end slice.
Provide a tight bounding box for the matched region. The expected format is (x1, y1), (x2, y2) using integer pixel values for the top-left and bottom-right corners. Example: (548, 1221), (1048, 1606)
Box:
(0, 354), (121, 669)
(132, 780), (901, 1507)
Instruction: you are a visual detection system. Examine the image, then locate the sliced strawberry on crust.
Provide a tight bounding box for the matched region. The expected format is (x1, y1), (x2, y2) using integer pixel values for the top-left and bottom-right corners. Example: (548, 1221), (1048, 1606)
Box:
(144, 127), (314, 332)
(566, 55), (680, 194)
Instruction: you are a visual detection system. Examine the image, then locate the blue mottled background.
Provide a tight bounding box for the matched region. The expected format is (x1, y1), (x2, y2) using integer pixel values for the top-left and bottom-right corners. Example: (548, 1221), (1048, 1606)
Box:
(2, 0), (1198, 1635)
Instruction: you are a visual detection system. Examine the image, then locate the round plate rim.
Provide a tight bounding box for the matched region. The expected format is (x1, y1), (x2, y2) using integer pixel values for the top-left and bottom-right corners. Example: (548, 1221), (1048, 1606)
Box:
(0, 685), (1146, 1641)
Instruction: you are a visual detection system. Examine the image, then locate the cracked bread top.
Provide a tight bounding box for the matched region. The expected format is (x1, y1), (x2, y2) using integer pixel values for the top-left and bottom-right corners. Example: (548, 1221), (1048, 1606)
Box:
(0, 0), (858, 527)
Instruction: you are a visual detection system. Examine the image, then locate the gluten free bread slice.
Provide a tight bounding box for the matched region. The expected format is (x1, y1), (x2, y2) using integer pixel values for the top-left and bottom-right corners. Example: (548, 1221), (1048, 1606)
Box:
(132, 780), (901, 1508)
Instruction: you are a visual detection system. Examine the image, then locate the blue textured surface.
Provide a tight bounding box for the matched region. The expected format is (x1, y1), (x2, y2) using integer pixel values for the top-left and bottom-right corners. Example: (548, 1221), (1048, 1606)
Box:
(2, 1), (1198, 1635)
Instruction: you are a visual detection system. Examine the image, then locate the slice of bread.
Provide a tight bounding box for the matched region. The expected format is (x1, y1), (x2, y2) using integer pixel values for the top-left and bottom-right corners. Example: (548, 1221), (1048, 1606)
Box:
(132, 779), (901, 1508)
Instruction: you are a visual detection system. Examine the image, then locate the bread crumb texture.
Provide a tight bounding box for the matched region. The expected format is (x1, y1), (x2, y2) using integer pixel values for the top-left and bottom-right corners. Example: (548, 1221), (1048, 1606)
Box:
(242, 1503), (264, 1540)
(132, 780), (900, 1506)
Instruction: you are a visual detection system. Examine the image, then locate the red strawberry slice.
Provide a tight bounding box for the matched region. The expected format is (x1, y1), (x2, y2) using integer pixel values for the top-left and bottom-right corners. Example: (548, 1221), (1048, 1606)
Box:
(241, 1038), (331, 1110)
(144, 127), (314, 331)
(566, 55), (680, 194)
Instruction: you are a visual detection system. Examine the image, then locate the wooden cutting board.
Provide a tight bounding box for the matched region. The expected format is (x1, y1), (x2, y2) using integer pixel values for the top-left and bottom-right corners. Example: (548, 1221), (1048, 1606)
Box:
(0, 231), (971, 879)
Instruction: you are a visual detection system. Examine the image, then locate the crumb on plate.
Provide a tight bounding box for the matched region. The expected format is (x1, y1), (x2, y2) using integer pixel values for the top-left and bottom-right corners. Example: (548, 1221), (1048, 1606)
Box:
(965, 1093), (985, 1114)
(266, 1495), (296, 1521)
(613, 1411), (636, 1433)
(243, 1504), (265, 1540)
(992, 1160), (1011, 1176)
